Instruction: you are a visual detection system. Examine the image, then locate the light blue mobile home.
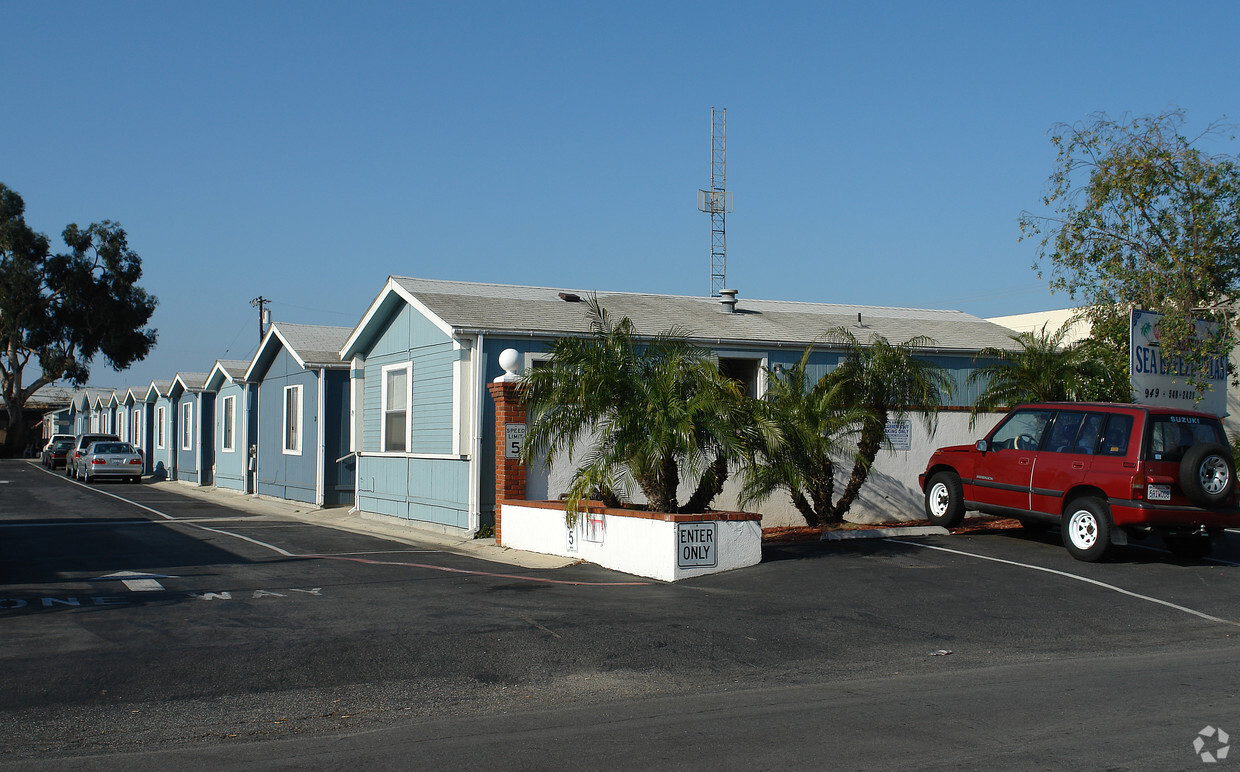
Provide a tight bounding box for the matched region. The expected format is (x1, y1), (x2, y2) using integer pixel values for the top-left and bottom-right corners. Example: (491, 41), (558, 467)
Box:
(146, 380), (176, 479)
(119, 387), (150, 459)
(171, 373), (213, 486)
(205, 360), (255, 493)
(340, 277), (1021, 535)
(246, 323), (354, 508)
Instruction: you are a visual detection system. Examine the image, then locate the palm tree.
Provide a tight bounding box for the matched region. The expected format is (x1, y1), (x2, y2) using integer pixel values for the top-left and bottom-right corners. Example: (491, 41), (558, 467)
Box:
(738, 348), (866, 526)
(520, 297), (762, 521)
(825, 328), (954, 520)
(968, 323), (1130, 420)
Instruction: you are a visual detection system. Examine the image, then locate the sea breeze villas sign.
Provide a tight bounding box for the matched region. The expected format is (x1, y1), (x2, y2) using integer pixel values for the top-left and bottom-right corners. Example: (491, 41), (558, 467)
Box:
(1130, 309), (1228, 417)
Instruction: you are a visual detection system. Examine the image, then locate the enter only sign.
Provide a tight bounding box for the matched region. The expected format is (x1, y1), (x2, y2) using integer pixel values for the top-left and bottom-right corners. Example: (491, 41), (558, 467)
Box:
(677, 522), (718, 568)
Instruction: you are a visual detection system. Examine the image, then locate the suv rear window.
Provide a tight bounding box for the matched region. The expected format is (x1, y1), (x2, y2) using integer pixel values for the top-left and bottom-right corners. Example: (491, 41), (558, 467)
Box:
(1098, 414), (1134, 456)
(1146, 414), (1225, 463)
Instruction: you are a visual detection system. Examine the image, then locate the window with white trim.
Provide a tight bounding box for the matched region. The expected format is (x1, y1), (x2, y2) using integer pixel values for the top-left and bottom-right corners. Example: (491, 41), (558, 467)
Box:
(381, 363), (412, 452)
(283, 385), (302, 454)
(156, 406), (166, 449)
(181, 401), (193, 451)
(221, 395), (236, 452)
(718, 356), (766, 398)
(132, 409), (142, 449)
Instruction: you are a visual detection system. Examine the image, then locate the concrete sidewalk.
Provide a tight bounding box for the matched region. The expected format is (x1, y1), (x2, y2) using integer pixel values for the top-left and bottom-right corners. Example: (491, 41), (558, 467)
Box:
(146, 479), (577, 570)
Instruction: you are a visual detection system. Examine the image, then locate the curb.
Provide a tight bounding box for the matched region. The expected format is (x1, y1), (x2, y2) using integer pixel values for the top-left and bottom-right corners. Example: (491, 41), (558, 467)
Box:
(141, 479), (575, 569)
(820, 525), (950, 541)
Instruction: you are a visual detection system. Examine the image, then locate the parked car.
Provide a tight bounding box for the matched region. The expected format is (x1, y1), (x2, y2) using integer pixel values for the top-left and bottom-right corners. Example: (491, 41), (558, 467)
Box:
(41, 439), (75, 469)
(43, 434), (74, 454)
(66, 433), (121, 479)
(78, 441), (144, 484)
(920, 402), (1238, 562)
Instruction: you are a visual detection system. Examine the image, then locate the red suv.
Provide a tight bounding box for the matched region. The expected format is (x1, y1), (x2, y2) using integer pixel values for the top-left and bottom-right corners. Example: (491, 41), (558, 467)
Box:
(920, 403), (1237, 561)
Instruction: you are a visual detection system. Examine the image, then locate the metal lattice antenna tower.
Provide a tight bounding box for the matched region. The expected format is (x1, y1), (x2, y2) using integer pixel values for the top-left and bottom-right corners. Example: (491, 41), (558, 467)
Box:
(698, 107), (734, 297)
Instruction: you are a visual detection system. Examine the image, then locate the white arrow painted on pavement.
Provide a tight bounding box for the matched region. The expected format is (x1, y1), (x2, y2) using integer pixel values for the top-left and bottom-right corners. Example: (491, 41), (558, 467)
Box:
(91, 571), (177, 592)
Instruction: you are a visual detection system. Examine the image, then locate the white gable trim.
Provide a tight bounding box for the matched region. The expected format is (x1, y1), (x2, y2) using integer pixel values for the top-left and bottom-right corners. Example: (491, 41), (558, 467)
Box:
(245, 325), (310, 382)
(340, 277), (456, 360)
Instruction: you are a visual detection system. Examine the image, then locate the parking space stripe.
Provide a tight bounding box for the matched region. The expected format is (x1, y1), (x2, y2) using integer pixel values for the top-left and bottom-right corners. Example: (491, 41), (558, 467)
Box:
(33, 462), (649, 587)
(885, 538), (1239, 627)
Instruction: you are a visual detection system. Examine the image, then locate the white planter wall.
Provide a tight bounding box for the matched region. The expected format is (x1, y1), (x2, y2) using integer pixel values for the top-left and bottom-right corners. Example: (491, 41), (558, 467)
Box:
(500, 502), (762, 582)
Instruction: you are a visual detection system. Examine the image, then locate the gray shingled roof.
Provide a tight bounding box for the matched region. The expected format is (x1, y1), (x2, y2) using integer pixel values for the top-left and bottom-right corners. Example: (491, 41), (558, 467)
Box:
(215, 360), (250, 379)
(273, 323), (353, 368)
(389, 277), (1018, 352)
(174, 372), (210, 393)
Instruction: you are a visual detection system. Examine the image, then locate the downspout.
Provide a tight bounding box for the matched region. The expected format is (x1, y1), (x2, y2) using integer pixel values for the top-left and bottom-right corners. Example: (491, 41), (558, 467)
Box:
(316, 368), (326, 508)
(348, 357), (360, 515)
(469, 332), (485, 534)
(252, 384), (260, 498)
(196, 392), (203, 485)
(169, 399), (177, 482)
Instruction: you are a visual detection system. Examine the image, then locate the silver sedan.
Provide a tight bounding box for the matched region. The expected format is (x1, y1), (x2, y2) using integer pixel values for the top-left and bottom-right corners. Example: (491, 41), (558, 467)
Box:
(80, 441), (144, 484)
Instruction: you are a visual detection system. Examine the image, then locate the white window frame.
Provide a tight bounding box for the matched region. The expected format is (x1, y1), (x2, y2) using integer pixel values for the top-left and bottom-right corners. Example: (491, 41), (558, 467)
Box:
(181, 401), (194, 451)
(116, 410), (126, 442)
(716, 352), (769, 399)
(380, 363), (412, 453)
(156, 406), (166, 449)
(221, 395), (236, 452)
(132, 408), (143, 450)
(283, 384), (303, 456)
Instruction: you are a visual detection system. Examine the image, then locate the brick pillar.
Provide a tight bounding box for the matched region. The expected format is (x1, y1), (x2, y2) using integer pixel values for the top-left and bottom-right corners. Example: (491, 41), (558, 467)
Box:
(487, 380), (526, 545)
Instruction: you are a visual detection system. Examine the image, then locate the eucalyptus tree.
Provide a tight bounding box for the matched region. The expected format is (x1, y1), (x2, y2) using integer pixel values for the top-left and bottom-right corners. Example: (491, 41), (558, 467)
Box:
(1020, 109), (1240, 395)
(0, 184), (157, 453)
(519, 297), (765, 521)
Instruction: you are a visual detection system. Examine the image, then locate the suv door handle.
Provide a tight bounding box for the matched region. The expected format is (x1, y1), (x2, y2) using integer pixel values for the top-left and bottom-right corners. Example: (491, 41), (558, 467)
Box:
(1072, 461), (1085, 469)
(1019, 457), (1031, 466)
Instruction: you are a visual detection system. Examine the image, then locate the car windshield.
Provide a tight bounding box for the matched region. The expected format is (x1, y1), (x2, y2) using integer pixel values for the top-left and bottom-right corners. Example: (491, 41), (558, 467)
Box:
(92, 443), (134, 454)
(1146, 415), (1225, 463)
(52, 441), (74, 450)
(989, 409), (1053, 451)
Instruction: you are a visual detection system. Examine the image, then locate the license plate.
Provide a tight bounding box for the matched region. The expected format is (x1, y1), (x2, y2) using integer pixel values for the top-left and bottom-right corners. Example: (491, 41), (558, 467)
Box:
(1147, 484), (1171, 501)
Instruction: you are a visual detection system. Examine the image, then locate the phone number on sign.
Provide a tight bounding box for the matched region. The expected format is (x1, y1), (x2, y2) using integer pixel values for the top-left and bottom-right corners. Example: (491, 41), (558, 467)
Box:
(1143, 388), (1202, 402)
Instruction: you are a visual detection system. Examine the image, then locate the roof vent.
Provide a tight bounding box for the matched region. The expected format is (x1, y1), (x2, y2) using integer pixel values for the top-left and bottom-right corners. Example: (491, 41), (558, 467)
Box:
(719, 288), (738, 314)
(558, 292), (582, 303)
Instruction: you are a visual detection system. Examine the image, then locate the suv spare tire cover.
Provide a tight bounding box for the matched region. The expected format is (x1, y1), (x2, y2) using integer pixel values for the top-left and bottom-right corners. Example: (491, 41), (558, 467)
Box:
(1179, 443), (1236, 508)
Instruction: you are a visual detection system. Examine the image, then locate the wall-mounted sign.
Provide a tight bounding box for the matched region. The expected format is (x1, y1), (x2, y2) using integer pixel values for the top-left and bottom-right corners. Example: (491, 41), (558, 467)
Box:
(504, 423), (526, 459)
(1130, 309), (1227, 417)
(885, 419), (912, 451)
(677, 522), (718, 568)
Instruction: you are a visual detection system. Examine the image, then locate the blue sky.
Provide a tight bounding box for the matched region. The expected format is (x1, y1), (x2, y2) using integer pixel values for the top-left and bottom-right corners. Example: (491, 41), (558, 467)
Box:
(3, 1), (1238, 389)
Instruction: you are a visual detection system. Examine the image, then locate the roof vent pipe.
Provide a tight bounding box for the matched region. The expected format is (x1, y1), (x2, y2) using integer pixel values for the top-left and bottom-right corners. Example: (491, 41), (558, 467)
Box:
(719, 288), (738, 314)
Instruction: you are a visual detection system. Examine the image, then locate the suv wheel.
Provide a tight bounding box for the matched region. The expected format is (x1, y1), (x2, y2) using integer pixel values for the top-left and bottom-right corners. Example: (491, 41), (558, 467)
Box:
(1062, 497), (1113, 562)
(924, 471), (965, 528)
(1180, 443), (1235, 508)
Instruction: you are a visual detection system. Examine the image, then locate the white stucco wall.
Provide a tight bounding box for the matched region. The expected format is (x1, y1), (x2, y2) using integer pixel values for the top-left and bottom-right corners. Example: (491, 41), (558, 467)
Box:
(500, 502), (762, 581)
(525, 409), (1006, 528)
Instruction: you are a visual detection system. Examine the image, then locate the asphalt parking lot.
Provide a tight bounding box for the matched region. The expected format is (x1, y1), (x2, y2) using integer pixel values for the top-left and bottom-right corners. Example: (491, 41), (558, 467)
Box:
(3, 458), (1239, 768)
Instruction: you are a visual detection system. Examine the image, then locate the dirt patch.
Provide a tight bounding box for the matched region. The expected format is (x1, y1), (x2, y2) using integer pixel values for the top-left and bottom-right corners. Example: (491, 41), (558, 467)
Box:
(761, 516), (1022, 543)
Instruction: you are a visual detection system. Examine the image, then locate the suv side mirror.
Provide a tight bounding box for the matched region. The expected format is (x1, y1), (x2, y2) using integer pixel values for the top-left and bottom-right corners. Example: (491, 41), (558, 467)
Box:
(976, 440), (989, 453)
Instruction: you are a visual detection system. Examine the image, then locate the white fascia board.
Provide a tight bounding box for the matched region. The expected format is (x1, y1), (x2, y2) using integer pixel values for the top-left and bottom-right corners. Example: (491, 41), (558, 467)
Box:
(244, 324), (309, 382)
(339, 277), (457, 360)
(205, 361), (236, 392)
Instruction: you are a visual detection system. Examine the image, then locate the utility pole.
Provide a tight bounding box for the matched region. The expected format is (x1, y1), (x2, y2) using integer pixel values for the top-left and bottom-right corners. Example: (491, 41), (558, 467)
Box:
(250, 296), (270, 343)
